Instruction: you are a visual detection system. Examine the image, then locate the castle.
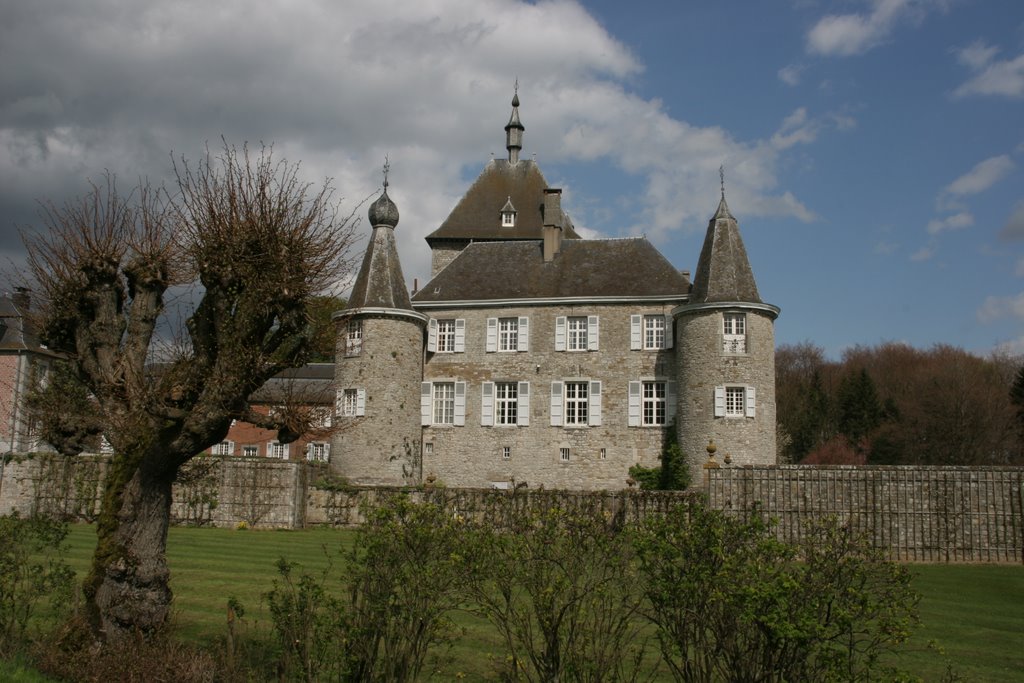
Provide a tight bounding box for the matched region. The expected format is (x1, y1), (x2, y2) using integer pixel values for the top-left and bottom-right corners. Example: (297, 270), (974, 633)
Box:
(331, 94), (779, 490)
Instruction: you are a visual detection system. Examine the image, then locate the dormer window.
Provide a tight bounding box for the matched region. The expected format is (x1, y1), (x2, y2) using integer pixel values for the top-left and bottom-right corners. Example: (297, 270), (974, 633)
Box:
(500, 196), (517, 227)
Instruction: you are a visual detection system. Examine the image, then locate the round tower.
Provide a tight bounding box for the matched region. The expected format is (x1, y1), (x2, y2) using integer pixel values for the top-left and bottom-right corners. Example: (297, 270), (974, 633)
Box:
(332, 171), (427, 486)
(674, 185), (780, 485)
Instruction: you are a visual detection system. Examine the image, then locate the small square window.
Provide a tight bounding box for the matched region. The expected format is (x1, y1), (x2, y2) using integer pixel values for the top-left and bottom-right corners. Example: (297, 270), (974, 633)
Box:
(424, 442), (434, 456)
(600, 448), (607, 460)
(502, 446), (511, 460)
(242, 445), (258, 458)
(560, 447), (570, 462)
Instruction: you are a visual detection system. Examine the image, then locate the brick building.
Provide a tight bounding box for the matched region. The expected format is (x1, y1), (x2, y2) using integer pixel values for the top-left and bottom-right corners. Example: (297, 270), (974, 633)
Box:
(332, 93), (780, 490)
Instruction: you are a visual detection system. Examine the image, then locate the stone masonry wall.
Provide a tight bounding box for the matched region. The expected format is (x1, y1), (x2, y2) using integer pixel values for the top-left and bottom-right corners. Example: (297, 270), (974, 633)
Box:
(420, 302), (678, 490)
(675, 307), (777, 484)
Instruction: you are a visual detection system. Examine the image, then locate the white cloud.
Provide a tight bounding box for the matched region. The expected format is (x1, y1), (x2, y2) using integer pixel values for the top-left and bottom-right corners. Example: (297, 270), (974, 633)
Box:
(910, 245), (935, 262)
(806, 0), (947, 57)
(944, 155), (1015, 196)
(977, 292), (1024, 324)
(926, 211), (974, 234)
(0, 0), (819, 284)
(1001, 201), (1024, 241)
(778, 64), (803, 86)
(953, 41), (1024, 99)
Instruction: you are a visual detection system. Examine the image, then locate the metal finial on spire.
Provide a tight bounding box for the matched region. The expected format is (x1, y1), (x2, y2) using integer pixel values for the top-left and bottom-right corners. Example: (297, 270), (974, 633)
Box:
(514, 77), (519, 95)
(382, 156), (390, 190)
(719, 165), (725, 200)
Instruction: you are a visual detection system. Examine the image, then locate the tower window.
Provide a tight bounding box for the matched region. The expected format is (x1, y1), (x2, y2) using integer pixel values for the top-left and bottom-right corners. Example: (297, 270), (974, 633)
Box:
(723, 312), (746, 353)
(501, 196), (517, 227)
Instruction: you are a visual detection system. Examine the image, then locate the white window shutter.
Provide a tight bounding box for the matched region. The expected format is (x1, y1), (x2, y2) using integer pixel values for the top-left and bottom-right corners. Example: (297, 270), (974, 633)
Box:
(356, 388), (366, 416)
(714, 386), (726, 418)
(427, 318), (438, 352)
(588, 315), (599, 351)
(555, 316), (567, 351)
(517, 382), (530, 426)
(664, 314), (674, 349)
(267, 441), (274, 457)
(454, 381), (467, 426)
(550, 381), (563, 426)
(518, 316), (529, 352)
(323, 442), (331, 459)
(335, 389), (344, 414)
(481, 382), (494, 426)
(454, 319), (466, 352)
(283, 443), (290, 458)
(589, 381), (602, 426)
(420, 382), (432, 425)
(486, 318), (498, 352)
(745, 386), (757, 418)
(667, 381), (678, 422)
(628, 381), (642, 427)
(630, 315), (642, 350)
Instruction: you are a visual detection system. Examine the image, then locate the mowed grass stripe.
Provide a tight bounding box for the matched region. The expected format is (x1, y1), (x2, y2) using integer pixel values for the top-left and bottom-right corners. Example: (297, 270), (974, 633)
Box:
(59, 524), (1024, 681)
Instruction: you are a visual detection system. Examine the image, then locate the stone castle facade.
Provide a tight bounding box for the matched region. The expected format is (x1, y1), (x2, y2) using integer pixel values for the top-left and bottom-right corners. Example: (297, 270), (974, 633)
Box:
(332, 94), (779, 490)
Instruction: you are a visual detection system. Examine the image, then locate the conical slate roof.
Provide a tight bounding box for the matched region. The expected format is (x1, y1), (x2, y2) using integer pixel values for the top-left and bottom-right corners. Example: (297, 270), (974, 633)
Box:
(346, 188), (413, 311)
(690, 195), (761, 304)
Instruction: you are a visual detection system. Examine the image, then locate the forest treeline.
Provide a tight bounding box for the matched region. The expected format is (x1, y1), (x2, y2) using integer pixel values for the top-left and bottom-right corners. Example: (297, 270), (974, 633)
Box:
(776, 341), (1024, 466)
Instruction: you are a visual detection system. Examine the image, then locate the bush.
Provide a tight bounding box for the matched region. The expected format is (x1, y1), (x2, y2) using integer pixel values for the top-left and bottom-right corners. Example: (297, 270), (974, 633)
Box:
(0, 513), (75, 657)
(634, 500), (919, 682)
(469, 506), (648, 682)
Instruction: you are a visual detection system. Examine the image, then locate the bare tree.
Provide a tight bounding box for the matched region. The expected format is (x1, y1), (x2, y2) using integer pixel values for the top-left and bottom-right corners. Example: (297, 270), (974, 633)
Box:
(21, 143), (358, 640)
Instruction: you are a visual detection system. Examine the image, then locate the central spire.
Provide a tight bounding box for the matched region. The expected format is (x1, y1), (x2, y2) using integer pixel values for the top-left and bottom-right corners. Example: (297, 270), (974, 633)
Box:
(504, 81), (524, 164)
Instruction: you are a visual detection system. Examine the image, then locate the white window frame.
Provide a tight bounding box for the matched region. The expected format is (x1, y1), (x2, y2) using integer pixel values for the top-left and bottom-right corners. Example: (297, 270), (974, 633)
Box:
(567, 317), (587, 351)
(267, 441), (289, 459)
(242, 444), (259, 458)
(437, 319), (456, 353)
(714, 385), (756, 418)
(552, 380), (602, 427)
(337, 388), (365, 417)
(559, 447), (571, 462)
(428, 318), (465, 353)
(482, 381), (530, 426)
(557, 316), (599, 352)
(498, 317), (518, 352)
(345, 319), (363, 356)
(501, 210), (516, 227)
(723, 312), (747, 354)
(212, 440), (234, 456)
(306, 442), (330, 462)
(421, 381), (467, 426)
(501, 446), (511, 460)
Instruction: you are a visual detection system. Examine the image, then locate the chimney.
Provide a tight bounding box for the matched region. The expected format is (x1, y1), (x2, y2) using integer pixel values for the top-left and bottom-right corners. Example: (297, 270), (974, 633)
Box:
(12, 287), (30, 311)
(542, 188), (563, 262)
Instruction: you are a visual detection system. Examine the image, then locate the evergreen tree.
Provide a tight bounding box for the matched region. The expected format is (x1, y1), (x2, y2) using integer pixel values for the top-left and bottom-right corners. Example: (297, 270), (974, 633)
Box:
(836, 368), (884, 453)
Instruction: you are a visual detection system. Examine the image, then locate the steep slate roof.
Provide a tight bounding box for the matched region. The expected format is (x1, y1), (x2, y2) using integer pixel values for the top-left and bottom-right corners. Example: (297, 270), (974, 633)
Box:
(690, 196), (762, 304)
(412, 238), (690, 303)
(425, 159), (580, 243)
(345, 189), (413, 311)
(0, 294), (54, 354)
(250, 363), (334, 404)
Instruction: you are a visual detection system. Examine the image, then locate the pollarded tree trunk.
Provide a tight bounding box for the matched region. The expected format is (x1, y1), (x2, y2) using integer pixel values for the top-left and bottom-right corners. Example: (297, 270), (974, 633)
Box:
(84, 450), (178, 639)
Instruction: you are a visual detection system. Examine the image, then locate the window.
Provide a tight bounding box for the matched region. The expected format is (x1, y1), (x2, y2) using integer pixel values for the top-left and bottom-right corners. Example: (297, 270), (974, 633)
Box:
(723, 312), (747, 353)
(501, 196), (517, 227)
(306, 442), (330, 462)
(437, 320), (456, 352)
(495, 382), (517, 424)
(631, 314), (673, 350)
(560, 447), (570, 462)
(242, 445), (258, 458)
(421, 381), (467, 426)
(267, 441), (289, 459)
(502, 446), (511, 460)
(599, 448), (607, 460)
(645, 316), (666, 349)
(428, 318), (465, 353)
(564, 381), (588, 425)
(714, 385), (756, 418)
(499, 318), (518, 351)
(629, 380), (677, 427)
(337, 388), (365, 417)
(212, 441), (234, 456)
(550, 380), (601, 427)
(567, 317), (587, 351)
(345, 319), (362, 356)
(556, 316), (598, 351)
(482, 381), (530, 426)
(311, 407), (332, 429)
(433, 382), (454, 424)
(487, 317), (528, 352)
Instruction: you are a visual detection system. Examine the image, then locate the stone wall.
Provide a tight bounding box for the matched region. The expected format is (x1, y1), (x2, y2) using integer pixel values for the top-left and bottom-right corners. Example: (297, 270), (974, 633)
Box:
(420, 302), (678, 490)
(2, 455), (1021, 562)
(708, 465), (1024, 562)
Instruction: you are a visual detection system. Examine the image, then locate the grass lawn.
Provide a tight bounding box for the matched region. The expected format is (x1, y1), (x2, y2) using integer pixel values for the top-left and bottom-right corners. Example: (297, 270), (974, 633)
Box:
(54, 524), (1024, 681)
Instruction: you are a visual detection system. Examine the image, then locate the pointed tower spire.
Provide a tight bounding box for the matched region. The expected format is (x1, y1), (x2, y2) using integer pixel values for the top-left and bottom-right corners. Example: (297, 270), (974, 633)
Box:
(347, 160), (411, 309)
(691, 173), (760, 304)
(505, 80), (524, 164)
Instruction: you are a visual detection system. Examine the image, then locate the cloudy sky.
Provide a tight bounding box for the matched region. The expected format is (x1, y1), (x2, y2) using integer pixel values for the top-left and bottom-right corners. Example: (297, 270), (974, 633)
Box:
(2, 0), (1022, 357)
